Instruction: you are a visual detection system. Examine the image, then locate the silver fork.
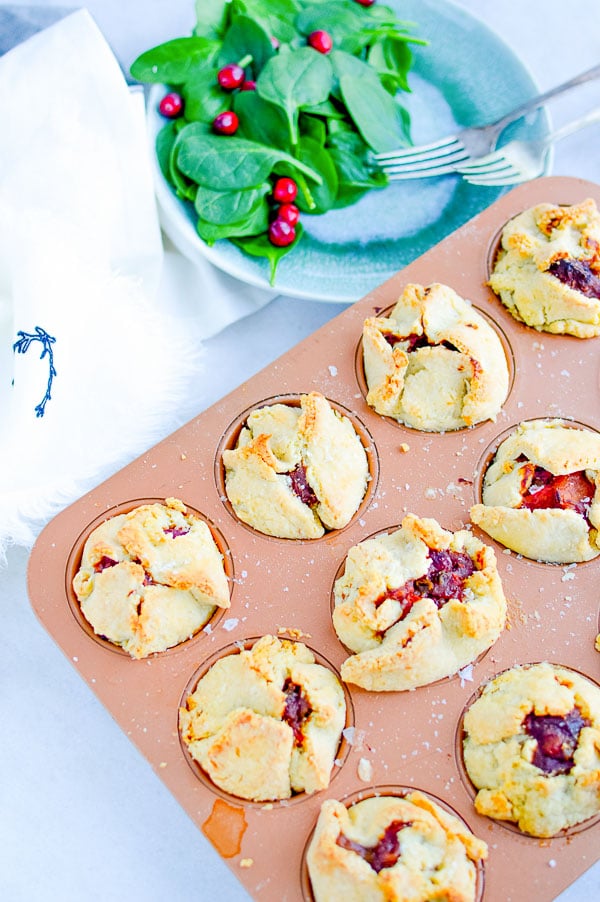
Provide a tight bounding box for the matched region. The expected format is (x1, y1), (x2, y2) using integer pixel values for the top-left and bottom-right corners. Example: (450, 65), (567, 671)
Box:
(375, 62), (600, 180)
(455, 105), (600, 186)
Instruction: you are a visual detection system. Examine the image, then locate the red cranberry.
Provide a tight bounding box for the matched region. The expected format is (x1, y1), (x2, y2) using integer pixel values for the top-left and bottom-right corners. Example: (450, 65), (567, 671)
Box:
(212, 111), (239, 135)
(158, 92), (184, 118)
(354, 0), (377, 5)
(217, 63), (245, 90)
(282, 678), (312, 745)
(240, 79), (256, 91)
(277, 203), (300, 227)
(308, 30), (333, 54)
(268, 219), (296, 247)
(547, 257), (600, 299)
(288, 464), (317, 505)
(273, 177), (298, 203)
(94, 556), (118, 573)
(337, 821), (410, 874)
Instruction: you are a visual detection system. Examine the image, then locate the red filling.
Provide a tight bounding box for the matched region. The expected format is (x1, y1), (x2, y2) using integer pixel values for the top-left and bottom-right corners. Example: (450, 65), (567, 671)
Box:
(336, 820), (411, 873)
(288, 464), (318, 507)
(94, 555), (118, 572)
(524, 707), (589, 775)
(163, 525), (190, 538)
(383, 332), (458, 353)
(282, 679), (312, 745)
(375, 549), (475, 622)
(520, 464), (594, 518)
(547, 258), (600, 299)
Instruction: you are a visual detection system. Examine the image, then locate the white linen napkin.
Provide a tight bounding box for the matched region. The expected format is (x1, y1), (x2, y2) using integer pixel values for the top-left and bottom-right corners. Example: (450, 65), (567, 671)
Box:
(0, 9), (274, 561)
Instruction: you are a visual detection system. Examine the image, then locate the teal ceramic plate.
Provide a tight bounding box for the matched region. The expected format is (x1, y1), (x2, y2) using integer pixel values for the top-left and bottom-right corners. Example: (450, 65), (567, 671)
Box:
(147, 0), (550, 302)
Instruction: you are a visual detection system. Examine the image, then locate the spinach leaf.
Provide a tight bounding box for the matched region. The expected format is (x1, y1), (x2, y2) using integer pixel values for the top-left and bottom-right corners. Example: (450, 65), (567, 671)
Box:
(155, 122), (178, 183)
(300, 99), (346, 120)
(339, 72), (411, 152)
(194, 183), (270, 225)
(368, 35), (413, 93)
(196, 199), (269, 244)
(232, 223), (304, 286)
(175, 128), (322, 189)
(294, 136), (338, 214)
(194, 0), (230, 40)
(130, 37), (218, 84)
(218, 15), (274, 72)
(232, 0), (302, 44)
(299, 114), (327, 146)
(182, 67), (230, 122)
(295, 2), (372, 55)
(234, 91), (291, 153)
(257, 47), (333, 145)
(169, 139), (198, 202)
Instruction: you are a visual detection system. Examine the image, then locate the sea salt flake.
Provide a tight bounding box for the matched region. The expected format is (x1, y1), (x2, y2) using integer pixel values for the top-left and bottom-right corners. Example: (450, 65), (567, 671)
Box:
(328, 365), (338, 377)
(357, 758), (373, 781)
(560, 370), (570, 377)
(458, 664), (474, 687)
(223, 618), (239, 631)
(342, 726), (355, 745)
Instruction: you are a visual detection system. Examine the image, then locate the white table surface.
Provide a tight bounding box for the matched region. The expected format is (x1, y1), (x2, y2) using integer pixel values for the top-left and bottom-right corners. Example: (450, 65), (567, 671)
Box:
(2, 1), (600, 900)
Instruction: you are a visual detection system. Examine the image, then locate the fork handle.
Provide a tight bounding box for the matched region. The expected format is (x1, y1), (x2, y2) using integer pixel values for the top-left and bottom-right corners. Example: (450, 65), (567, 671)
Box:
(491, 62), (600, 135)
(541, 104), (600, 147)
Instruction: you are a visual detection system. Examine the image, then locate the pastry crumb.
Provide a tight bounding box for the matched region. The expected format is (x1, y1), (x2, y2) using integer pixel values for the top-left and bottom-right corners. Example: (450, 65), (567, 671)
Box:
(399, 443), (410, 453)
(277, 626), (312, 640)
(158, 761), (167, 769)
(240, 858), (254, 868)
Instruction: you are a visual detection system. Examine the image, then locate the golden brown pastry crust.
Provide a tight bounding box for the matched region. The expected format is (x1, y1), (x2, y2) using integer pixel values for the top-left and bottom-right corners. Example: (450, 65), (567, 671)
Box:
(179, 635), (346, 801)
(306, 792), (487, 902)
(223, 392), (369, 538)
(462, 662), (600, 837)
(333, 514), (507, 691)
(362, 282), (509, 431)
(488, 199), (600, 337)
(72, 498), (230, 658)
(470, 419), (600, 563)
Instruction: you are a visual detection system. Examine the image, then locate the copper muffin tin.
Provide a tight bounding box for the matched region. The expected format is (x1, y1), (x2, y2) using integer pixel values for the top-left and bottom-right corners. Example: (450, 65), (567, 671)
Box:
(28, 176), (600, 900)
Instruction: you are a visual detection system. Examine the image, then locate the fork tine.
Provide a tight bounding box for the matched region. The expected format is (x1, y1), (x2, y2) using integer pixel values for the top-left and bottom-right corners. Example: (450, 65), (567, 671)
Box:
(381, 148), (471, 176)
(454, 150), (506, 174)
(380, 147), (470, 172)
(387, 161), (466, 180)
(374, 136), (462, 163)
(463, 171), (525, 186)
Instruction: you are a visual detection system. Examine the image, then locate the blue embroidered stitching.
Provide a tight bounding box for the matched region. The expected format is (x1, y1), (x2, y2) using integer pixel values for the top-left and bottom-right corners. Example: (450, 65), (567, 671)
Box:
(13, 327), (57, 417)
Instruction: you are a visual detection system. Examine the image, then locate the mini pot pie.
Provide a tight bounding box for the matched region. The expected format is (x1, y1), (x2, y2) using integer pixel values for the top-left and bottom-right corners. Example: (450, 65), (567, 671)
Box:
(470, 419), (600, 563)
(179, 634), (346, 802)
(362, 282), (509, 432)
(462, 662), (600, 837)
(306, 792), (487, 902)
(222, 392), (369, 539)
(332, 514), (506, 692)
(488, 198), (600, 337)
(72, 498), (230, 658)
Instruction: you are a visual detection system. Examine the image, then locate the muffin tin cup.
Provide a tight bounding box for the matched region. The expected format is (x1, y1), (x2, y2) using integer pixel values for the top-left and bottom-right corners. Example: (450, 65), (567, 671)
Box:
(178, 635), (355, 808)
(28, 176), (600, 902)
(299, 784), (486, 902)
(214, 392), (380, 541)
(65, 497), (235, 657)
(354, 302), (518, 434)
(454, 661), (600, 839)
